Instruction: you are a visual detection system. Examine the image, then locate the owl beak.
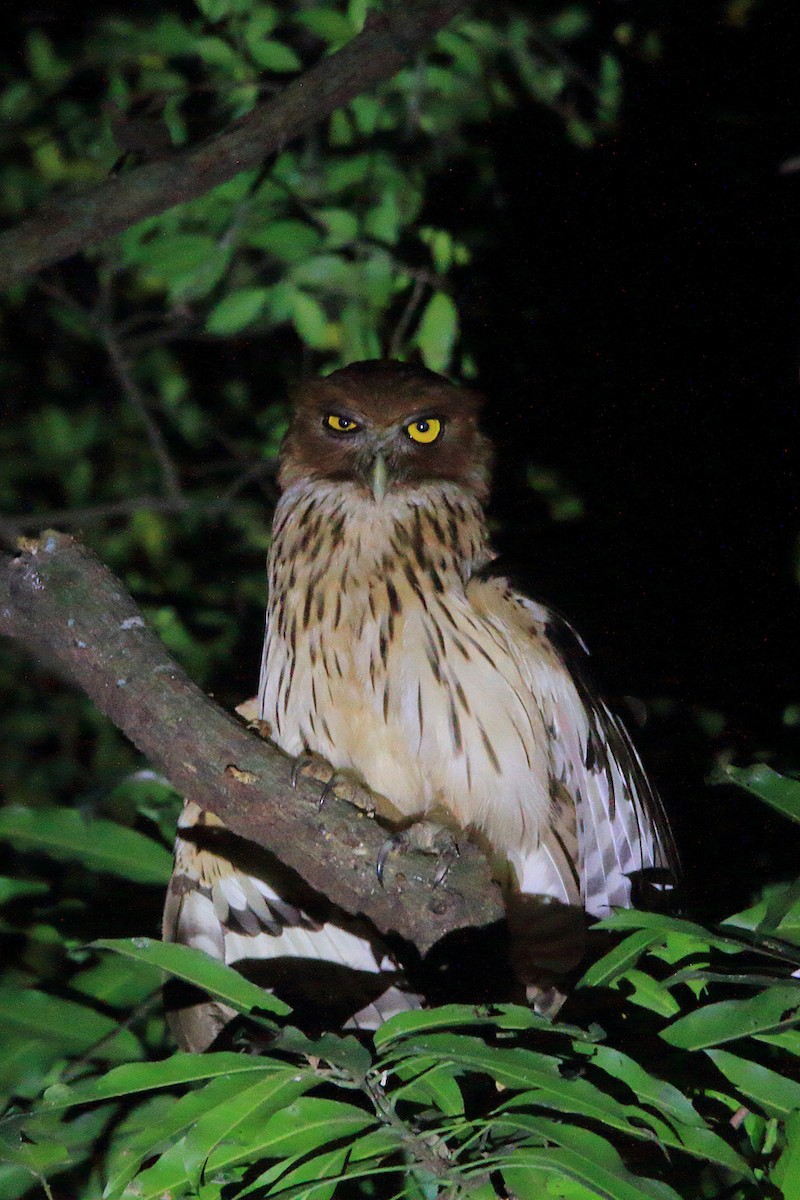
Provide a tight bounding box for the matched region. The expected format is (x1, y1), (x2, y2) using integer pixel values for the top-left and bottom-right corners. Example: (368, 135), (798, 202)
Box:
(370, 451), (388, 502)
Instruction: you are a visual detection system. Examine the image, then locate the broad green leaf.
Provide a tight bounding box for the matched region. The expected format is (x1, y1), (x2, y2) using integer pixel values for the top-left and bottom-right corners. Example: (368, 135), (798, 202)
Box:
(196, 0), (232, 18)
(374, 1002), (594, 1049)
(577, 1046), (749, 1176)
(42, 1053), (281, 1110)
(181, 1068), (316, 1177)
(578, 929), (659, 987)
(248, 38), (301, 72)
(0, 987), (142, 1062)
(103, 1074), (254, 1198)
(385, 1033), (646, 1139)
(233, 1128), (398, 1200)
(721, 763), (800, 824)
(206, 287), (270, 334)
(707, 1048), (800, 1118)
(71, 954), (162, 1009)
(296, 9), (356, 48)
(174, 1097), (378, 1189)
(92, 937), (290, 1017)
(774, 1109), (800, 1199)
(619, 968), (681, 1017)
(501, 1119), (681, 1200)
(316, 207), (359, 248)
(391, 1059), (465, 1116)
(0, 806), (171, 884)
(275, 1027), (371, 1077)
(0, 876), (48, 905)
(662, 985), (800, 1049)
(247, 219), (321, 261)
(126, 233), (216, 281)
(415, 290), (458, 373)
(291, 290), (336, 349)
(592, 909), (740, 950)
(26, 31), (69, 86)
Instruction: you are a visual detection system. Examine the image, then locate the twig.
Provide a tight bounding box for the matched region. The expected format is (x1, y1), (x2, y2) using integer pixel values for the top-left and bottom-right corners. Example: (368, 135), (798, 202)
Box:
(0, 494), (219, 535)
(101, 326), (184, 504)
(389, 275), (428, 359)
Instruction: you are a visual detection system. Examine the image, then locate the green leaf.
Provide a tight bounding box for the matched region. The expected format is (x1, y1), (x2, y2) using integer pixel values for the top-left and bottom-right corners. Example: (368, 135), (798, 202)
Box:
(181, 1068), (315, 1177)
(206, 1096), (377, 1166)
(291, 290), (335, 349)
(42, 1053), (282, 1110)
(296, 9), (356, 48)
(247, 219), (321, 262)
(501, 1120), (682, 1200)
(374, 1002), (590, 1049)
(206, 287), (270, 334)
(276, 1027), (372, 1077)
(415, 291), (458, 373)
(0, 875), (48, 905)
(0, 987), (142, 1061)
(620, 968), (681, 1017)
(721, 763), (800, 824)
(26, 31), (69, 86)
(578, 929), (659, 987)
(92, 937), (291, 1017)
(579, 1045), (750, 1176)
(247, 38), (301, 72)
(0, 806), (172, 884)
(662, 984), (800, 1050)
(70, 954), (162, 1009)
(391, 1059), (464, 1115)
(316, 207), (359, 248)
(386, 1033), (646, 1140)
(774, 1110), (800, 1199)
(707, 1048), (800, 1118)
(239, 1129), (398, 1200)
(196, 0), (232, 18)
(103, 1074), (254, 1198)
(127, 233), (217, 281)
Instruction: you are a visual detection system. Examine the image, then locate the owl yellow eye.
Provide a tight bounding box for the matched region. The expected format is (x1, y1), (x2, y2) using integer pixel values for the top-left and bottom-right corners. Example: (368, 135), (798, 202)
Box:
(406, 417), (442, 444)
(325, 414), (359, 434)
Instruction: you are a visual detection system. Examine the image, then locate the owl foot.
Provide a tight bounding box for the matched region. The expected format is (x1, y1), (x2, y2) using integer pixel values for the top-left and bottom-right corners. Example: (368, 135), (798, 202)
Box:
(289, 753), (377, 815)
(376, 821), (459, 888)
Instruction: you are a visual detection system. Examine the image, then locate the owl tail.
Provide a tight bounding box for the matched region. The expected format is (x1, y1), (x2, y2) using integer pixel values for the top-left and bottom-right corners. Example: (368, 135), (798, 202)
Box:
(163, 802), (422, 1051)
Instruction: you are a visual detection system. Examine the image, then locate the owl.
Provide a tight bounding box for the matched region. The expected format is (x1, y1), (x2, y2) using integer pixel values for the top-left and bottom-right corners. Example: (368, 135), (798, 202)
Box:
(164, 360), (676, 1050)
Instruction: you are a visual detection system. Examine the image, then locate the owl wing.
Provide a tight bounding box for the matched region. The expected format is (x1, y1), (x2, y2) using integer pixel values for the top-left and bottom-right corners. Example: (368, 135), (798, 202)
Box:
(163, 802), (421, 1052)
(494, 588), (678, 920)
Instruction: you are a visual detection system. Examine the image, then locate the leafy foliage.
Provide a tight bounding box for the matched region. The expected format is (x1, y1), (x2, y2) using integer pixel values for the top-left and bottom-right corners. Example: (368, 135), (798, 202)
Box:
(3, 767), (800, 1197)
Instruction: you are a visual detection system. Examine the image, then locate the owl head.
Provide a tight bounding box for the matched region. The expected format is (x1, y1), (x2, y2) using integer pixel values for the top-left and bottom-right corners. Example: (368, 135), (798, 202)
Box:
(278, 360), (493, 502)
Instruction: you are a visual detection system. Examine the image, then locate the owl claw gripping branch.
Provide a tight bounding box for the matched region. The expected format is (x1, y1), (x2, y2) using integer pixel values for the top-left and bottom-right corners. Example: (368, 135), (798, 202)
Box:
(164, 360), (678, 1049)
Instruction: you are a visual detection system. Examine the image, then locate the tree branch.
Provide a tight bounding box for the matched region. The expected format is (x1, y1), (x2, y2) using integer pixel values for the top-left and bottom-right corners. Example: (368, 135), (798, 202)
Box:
(0, 531), (503, 956)
(0, 0), (469, 289)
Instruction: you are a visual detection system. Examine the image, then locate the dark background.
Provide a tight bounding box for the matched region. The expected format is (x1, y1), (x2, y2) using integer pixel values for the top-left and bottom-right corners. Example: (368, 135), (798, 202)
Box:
(457, 3), (800, 913)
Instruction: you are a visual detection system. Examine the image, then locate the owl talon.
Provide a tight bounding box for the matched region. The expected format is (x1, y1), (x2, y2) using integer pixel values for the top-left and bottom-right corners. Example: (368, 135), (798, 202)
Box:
(376, 822), (459, 888)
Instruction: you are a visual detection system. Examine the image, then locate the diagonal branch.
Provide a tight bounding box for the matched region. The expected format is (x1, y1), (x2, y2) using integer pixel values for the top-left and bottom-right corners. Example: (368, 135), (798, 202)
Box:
(0, 0), (469, 289)
(0, 531), (503, 956)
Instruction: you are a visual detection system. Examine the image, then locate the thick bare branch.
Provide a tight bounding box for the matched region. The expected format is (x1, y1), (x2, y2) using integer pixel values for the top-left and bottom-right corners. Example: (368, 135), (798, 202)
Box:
(0, 0), (469, 289)
(0, 531), (503, 956)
